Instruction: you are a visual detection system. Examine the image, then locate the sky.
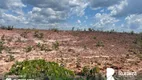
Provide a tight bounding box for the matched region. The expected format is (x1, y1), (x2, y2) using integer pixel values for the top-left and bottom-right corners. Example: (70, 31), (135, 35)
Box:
(0, 0), (142, 33)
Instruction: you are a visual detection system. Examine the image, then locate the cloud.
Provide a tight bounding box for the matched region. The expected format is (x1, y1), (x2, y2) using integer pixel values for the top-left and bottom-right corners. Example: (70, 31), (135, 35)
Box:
(0, 0), (26, 27)
(0, 0), (25, 12)
(92, 13), (119, 30)
(22, 0), (88, 25)
(90, 0), (121, 9)
(77, 20), (81, 24)
(92, 13), (142, 33)
(0, 0), (88, 29)
(22, 0), (88, 15)
(22, 0), (69, 11)
(108, 0), (142, 17)
(122, 14), (142, 32)
(0, 0), (142, 33)
(27, 7), (67, 24)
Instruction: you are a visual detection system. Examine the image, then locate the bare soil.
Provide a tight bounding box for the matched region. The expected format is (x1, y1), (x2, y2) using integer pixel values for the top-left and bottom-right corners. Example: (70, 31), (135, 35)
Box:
(0, 29), (142, 75)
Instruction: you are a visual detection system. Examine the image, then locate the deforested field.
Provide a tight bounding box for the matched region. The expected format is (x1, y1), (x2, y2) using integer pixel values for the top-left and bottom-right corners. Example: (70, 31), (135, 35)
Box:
(0, 28), (142, 76)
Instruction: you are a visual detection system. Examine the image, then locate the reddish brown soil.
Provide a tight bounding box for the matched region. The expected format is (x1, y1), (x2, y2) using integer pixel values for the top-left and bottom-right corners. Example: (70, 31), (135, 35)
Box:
(0, 29), (142, 75)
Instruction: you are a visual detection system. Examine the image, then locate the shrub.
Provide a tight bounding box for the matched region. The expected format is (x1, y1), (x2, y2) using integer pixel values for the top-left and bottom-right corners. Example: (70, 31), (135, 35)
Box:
(36, 43), (51, 52)
(7, 26), (14, 30)
(130, 31), (134, 35)
(51, 28), (59, 32)
(96, 41), (104, 47)
(82, 66), (90, 76)
(20, 31), (29, 38)
(109, 29), (115, 33)
(34, 30), (44, 39)
(0, 25), (13, 30)
(6, 59), (75, 79)
(133, 34), (142, 59)
(1, 35), (5, 41)
(25, 46), (32, 52)
(8, 55), (15, 62)
(76, 58), (81, 68)
(52, 41), (59, 50)
(93, 36), (96, 39)
(88, 28), (93, 32)
(72, 27), (75, 31)
(0, 41), (5, 53)
(81, 66), (105, 80)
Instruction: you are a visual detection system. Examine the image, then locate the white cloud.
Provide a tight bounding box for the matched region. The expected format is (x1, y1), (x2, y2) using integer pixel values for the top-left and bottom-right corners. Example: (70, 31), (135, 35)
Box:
(21, 0), (88, 26)
(93, 13), (119, 30)
(77, 20), (81, 24)
(0, 0), (142, 33)
(90, 0), (122, 9)
(0, 0), (26, 27)
(122, 14), (142, 32)
(108, 0), (142, 17)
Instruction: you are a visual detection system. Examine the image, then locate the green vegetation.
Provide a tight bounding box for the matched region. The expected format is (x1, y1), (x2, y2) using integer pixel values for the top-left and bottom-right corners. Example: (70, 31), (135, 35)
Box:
(76, 58), (81, 68)
(36, 43), (51, 52)
(130, 31), (134, 35)
(109, 29), (115, 33)
(6, 59), (75, 79)
(8, 55), (15, 62)
(72, 27), (75, 31)
(52, 41), (59, 50)
(93, 36), (96, 39)
(133, 34), (142, 59)
(1, 35), (5, 41)
(51, 28), (59, 32)
(96, 41), (104, 47)
(82, 66), (90, 76)
(0, 41), (5, 53)
(81, 66), (105, 80)
(34, 30), (44, 39)
(25, 46), (32, 52)
(20, 31), (29, 38)
(0, 25), (14, 30)
(88, 28), (94, 32)
(6, 59), (142, 80)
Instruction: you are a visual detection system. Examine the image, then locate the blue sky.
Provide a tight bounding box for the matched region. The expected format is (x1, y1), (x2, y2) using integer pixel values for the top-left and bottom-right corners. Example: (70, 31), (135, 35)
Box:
(0, 0), (142, 32)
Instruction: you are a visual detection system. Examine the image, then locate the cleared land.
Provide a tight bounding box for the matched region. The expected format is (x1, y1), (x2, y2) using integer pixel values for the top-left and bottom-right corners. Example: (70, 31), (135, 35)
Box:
(0, 29), (142, 75)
